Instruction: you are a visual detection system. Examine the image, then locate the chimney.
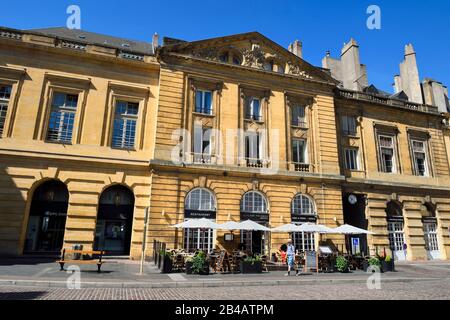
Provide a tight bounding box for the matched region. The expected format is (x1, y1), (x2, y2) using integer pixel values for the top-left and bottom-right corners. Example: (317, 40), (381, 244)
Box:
(340, 38), (367, 91)
(152, 33), (159, 49)
(288, 40), (302, 59)
(396, 44), (423, 104)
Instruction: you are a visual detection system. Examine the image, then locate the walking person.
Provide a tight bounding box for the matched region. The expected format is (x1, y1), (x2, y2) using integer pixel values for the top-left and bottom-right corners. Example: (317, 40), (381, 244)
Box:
(285, 239), (298, 276)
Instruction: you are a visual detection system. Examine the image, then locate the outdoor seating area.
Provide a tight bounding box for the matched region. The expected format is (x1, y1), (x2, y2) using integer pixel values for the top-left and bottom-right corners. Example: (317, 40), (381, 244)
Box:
(152, 220), (396, 275)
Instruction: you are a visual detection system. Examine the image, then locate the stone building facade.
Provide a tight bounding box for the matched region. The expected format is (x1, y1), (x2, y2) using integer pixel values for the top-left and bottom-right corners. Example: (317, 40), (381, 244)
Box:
(0, 26), (449, 261)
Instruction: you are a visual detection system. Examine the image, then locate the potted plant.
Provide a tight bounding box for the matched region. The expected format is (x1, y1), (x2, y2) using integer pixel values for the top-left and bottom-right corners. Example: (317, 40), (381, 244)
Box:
(160, 250), (173, 274)
(191, 251), (210, 275)
(335, 256), (349, 273)
(240, 256), (263, 274)
(367, 257), (383, 273)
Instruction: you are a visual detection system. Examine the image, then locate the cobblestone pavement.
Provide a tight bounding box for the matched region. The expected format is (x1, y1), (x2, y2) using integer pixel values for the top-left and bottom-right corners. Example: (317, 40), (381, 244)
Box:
(1, 278), (450, 300)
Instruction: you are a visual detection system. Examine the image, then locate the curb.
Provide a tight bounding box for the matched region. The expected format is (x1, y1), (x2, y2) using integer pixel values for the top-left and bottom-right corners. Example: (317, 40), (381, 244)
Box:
(0, 276), (443, 289)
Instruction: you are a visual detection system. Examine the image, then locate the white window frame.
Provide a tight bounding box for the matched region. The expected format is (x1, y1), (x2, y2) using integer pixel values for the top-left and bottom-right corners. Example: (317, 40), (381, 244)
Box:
(0, 84), (12, 137)
(341, 115), (357, 136)
(423, 222), (439, 252)
(293, 231), (315, 252)
(184, 188), (216, 253)
(411, 139), (429, 177)
(245, 98), (262, 121)
(388, 221), (405, 252)
(241, 191), (268, 213)
(111, 101), (139, 149)
(345, 148), (360, 171)
(292, 139), (307, 164)
(291, 105), (306, 127)
(195, 89), (213, 115)
(292, 194), (315, 216)
(193, 126), (212, 163)
(46, 92), (79, 144)
(378, 134), (397, 173)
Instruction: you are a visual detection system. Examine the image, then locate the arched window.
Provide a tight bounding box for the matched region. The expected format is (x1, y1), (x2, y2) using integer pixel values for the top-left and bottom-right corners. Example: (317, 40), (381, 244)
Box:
(292, 194), (315, 215)
(241, 191), (268, 213)
(95, 185), (135, 254)
(183, 188), (216, 253)
(185, 188), (215, 211)
(24, 180), (69, 253)
(386, 200), (406, 261)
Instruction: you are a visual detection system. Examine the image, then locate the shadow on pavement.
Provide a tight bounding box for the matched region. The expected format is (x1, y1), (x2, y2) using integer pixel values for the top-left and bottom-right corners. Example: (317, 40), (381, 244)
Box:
(0, 291), (47, 300)
(0, 257), (58, 266)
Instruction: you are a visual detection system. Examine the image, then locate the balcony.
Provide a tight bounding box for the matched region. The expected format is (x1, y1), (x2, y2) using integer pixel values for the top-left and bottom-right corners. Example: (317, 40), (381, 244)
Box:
(337, 88), (440, 115)
(245, 114), (263, 122)
(291, 120), (308, 129)
(292, 162), (311, 172)
(243, 158), (270, 168)
(192, 153), (213, 164)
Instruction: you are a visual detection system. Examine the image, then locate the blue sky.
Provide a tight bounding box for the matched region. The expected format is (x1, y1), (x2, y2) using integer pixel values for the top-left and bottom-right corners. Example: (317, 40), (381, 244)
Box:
(2, 0), (449, 92)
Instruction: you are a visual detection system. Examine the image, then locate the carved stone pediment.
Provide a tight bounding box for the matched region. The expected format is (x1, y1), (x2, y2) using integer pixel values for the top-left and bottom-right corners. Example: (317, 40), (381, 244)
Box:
(242, 44), (266, 69)
(287, 61), (313, 79)
(192, 47), (219, 61)
(162, 32), (335, 83)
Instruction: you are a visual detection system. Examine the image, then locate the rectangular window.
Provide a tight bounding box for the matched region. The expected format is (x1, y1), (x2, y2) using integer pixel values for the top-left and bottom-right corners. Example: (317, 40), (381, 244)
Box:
(379, 135), (396, 173)
(46, 92), (78, 143)
(245, 98), (262, 121)
(291, 105), (306, 127)
(245, 132), (261, 160)
(293, 231), (315, 252)
(292, 139), (307, 164)
(111, 101), (138, 149)
(193, 126), (212, 163)
(345, 148), (359, 170)
(195, 90), (213, 115)
(341, 115), (357, 136)
(411, 139), (428, 176)
(0, 85), (12, 136)
(184, 227), (214, 253)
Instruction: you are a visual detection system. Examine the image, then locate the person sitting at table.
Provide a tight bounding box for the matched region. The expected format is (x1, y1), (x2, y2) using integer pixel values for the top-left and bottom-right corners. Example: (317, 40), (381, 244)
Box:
(285, 239), (299, 276)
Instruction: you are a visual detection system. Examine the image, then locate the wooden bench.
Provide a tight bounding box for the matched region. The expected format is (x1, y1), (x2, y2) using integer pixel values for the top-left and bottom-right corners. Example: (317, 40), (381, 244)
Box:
(59, 249), (106, 273)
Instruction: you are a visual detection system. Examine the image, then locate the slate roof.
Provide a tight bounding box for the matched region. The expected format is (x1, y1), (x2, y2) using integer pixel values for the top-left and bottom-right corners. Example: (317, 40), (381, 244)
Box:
(28, 27), (154, 55)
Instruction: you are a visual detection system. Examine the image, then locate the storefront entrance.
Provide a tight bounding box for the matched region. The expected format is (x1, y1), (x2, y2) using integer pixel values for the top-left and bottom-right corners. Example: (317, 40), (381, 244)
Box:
(386, 201), (406, 261)
(94, 185), (134, 255)
(24, 180), (69, 254)
(241, 229), (269, 254)
(342, 193), (368, 255)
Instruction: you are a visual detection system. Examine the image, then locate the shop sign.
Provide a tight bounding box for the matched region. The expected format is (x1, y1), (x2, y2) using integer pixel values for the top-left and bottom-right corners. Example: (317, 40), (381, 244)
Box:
(185, 210), (216, 219)
(291, 214), (317, 223)
(240, 212), (269, 222)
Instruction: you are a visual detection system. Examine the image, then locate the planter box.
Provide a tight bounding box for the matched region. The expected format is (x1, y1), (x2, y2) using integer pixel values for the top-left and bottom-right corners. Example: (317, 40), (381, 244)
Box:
(381, 260), (395, 272)
(240, 261), (263, 274)
(162, 256), (173, 274)
(199, 263), (210, 275)
(185, 261), (193, 275)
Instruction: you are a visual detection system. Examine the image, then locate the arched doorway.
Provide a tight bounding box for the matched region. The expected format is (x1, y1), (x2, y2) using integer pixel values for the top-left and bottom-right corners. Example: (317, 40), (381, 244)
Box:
(423, 203), (441, 260)
(94, 185), (134, 255)
(291, 194), (317, 252)
(24, 180), (69, 253)
(240, 191), (269, 254)
(386, 200), (406, 261)
(184, 188), (216, 253)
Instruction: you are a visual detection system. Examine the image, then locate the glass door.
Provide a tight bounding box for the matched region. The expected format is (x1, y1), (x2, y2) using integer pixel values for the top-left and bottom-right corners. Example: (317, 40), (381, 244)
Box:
(388, 221), (406, 261)
(424, 222), (440, 260)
